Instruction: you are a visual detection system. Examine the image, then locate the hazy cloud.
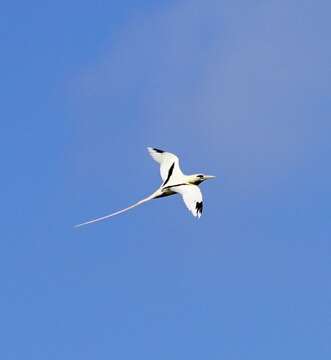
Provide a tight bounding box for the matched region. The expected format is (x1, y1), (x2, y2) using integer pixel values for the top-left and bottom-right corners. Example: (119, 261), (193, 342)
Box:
(72, 0), (331, 194)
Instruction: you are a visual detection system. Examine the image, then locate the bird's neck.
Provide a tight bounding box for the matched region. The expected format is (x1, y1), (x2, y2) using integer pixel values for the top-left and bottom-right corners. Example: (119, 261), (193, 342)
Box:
(186, 175), (203, 185)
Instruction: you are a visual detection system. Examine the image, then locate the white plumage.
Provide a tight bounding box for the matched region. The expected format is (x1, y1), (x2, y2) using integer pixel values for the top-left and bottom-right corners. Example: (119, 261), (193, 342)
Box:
(75, 147), (215, 227)
(147, 147), (183, 183)
(173, 184), (203, 218)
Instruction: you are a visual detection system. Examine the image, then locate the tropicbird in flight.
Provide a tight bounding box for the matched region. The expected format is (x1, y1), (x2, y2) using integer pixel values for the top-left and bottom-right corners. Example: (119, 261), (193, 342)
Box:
(75, 147), (215, 227)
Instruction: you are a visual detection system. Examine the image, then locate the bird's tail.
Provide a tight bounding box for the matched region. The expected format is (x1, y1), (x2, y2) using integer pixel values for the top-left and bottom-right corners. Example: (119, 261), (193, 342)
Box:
(74, 189), (161, 228)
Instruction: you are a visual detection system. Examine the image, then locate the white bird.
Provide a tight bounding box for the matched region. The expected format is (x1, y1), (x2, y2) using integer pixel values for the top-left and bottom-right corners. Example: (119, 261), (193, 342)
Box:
(75, 147), (215, 227)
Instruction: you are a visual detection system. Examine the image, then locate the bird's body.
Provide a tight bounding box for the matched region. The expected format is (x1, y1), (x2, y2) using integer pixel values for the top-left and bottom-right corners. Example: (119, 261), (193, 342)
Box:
(75, 147), (215, 227)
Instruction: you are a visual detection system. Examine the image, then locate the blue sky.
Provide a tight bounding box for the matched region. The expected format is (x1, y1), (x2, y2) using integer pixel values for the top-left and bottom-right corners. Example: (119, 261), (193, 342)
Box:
(1, 0), (330, 359)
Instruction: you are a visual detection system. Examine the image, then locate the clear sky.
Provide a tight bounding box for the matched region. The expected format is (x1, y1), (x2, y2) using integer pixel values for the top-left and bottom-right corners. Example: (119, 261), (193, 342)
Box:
(1, 1), (330, 359)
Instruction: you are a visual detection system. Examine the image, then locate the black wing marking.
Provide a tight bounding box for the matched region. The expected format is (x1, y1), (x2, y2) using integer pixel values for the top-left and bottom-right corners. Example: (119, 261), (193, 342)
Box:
(163, 162), (175, 186)
(196, 201), (203, 216)
(162, 182), (187, 190)
(153, 148), (164, 153)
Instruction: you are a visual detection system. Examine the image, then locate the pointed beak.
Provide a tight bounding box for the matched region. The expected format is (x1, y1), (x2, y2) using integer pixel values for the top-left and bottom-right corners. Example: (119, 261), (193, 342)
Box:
(204, 175), (216, 180)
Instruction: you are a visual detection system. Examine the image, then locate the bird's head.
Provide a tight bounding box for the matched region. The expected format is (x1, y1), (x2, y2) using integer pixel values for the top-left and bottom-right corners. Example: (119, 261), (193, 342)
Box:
(189, 174), (216, 185)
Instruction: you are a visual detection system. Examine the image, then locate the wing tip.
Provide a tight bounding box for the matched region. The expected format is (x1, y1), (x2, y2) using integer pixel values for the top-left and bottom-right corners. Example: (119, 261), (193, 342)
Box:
(191, 212), (202, 219)
(196, 201), (203, 218)
(147, 147), (164, 154)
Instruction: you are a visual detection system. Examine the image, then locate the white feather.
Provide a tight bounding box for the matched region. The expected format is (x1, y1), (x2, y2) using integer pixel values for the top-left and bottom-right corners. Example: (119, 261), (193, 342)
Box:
(147, 147), (184, 184)
(172, 185), (203, 218)
(74, 190), (162, 227)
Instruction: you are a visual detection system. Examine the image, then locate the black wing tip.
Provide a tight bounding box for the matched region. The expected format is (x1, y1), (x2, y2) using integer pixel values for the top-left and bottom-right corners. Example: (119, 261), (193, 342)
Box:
(196, 201), (203, 216)
(153, 147), (164, 153)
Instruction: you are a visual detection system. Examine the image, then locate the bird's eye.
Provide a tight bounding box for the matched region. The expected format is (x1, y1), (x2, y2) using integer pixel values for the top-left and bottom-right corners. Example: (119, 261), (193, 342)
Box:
(197, 174), (204, 178)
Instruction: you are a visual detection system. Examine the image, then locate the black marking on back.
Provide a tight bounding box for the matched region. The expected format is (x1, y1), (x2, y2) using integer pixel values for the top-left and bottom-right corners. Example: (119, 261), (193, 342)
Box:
(162, 183), (187, 190)
(196, 201), (203, 216)
(163, 162), (175, 186)
(154, 192), (174, 199)
(153, 148), (164, 153)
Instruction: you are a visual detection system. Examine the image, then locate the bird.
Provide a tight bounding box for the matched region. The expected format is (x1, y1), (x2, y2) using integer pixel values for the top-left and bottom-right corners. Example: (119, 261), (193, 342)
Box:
(75, 147), (215, 227)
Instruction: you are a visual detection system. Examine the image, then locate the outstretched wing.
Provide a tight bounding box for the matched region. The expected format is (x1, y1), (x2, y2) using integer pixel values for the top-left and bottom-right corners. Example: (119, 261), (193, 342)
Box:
(147, 147), (184, 185)
(74, 190), (160, 227)
(173, 185), (203, 218)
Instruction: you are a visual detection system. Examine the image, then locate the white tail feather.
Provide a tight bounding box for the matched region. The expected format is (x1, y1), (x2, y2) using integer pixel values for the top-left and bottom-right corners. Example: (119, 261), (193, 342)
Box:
(74, 191), (159, 228)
